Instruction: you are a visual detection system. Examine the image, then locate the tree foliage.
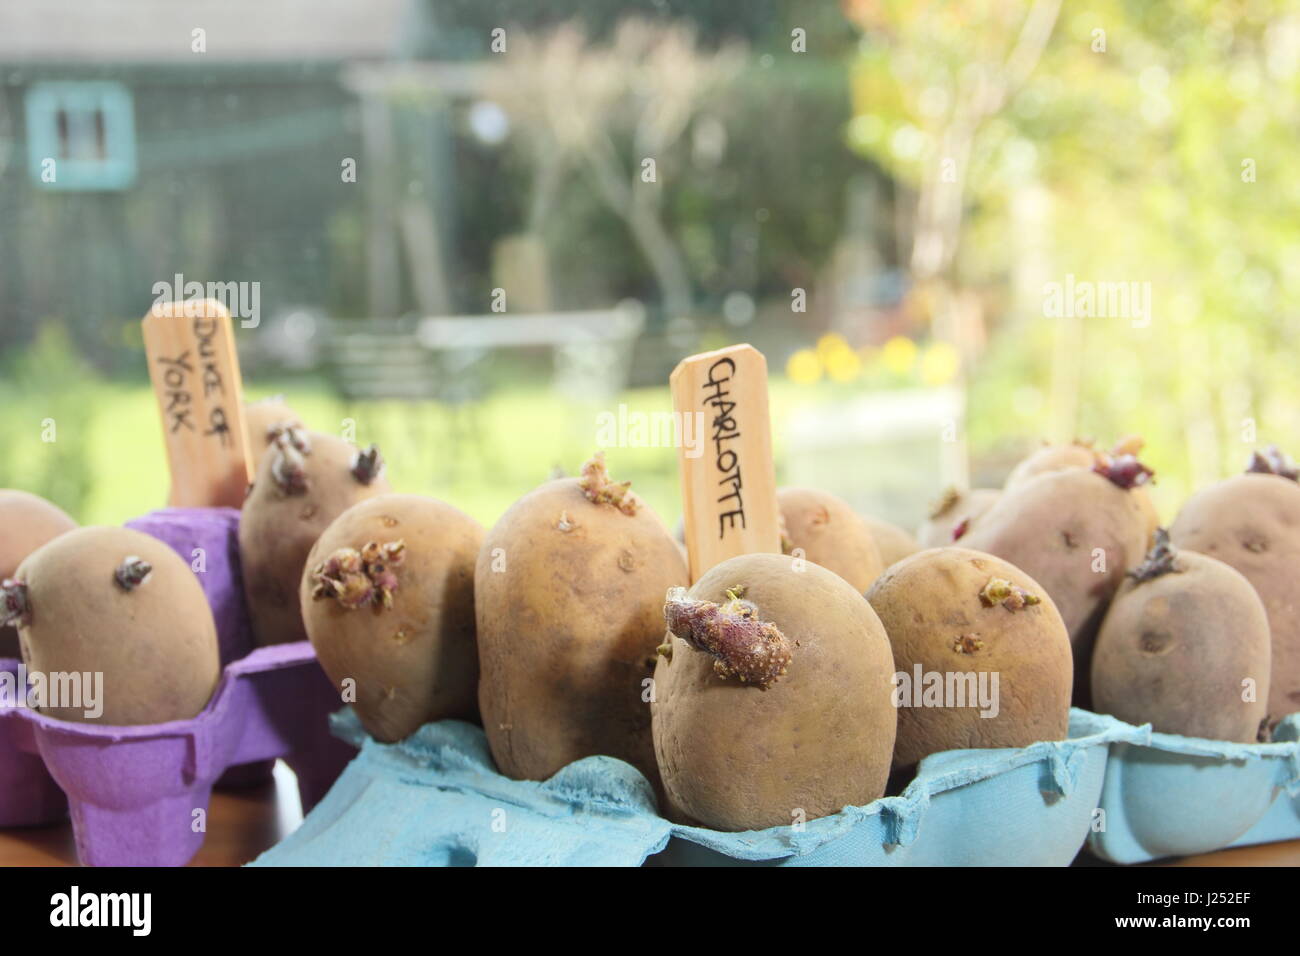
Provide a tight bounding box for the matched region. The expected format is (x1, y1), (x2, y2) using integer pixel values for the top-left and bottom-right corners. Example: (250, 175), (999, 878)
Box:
(847, 0), (1300, 505)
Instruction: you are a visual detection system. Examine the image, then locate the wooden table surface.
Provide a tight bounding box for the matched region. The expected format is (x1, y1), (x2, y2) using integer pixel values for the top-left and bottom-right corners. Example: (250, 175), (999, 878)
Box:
(0, 762), (305, 867)
(1, 762), (1296, 867)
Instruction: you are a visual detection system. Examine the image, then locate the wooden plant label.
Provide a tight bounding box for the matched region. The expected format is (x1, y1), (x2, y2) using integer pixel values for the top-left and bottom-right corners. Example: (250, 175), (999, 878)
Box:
(142, 298), (253, 508)
(670, 343), (781, 582)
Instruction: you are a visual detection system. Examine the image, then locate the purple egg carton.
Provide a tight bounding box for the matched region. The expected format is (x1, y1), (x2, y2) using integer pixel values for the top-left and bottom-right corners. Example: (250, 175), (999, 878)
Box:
(126, 507), (276, 789)
(0, 507), (357, 866)
(0, 645), (355, 865)
(125, 508), (255, 671)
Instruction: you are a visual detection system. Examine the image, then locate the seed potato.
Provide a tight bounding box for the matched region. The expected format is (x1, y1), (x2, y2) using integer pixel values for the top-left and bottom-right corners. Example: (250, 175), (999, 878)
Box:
(916, 487), (1000, 548)
(1005, 438), (1161, 545)
(0, 490), (77, 658)
(240, 427), (391, 646)
(4, 526), (219, 725)
(652, 552), (897, 831)
(867, 547), (1072, 773)
(476, 453), (687, 786)
(778, 486), (883, 591)
(243, 397), (304, 475)
(302, 494), (483, 742)
(1092, 534), (1270, 742)
(862, 514), (921, 569)
(1170, 464), (1300, 724)
(959, 466), (1149, 704)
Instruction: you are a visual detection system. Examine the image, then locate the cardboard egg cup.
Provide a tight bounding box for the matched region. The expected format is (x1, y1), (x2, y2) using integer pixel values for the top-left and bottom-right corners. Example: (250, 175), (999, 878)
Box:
(8, 320), (1295, 868)
(251, 706), (1299, 867)
(0, 303), (357, 867)
(250, 708), (1142, 867)
(1087, 711), (1300, 863)
(0, 644), (352, 866)
(255, 342), (1300, 867)
(0, 507), (354, 866)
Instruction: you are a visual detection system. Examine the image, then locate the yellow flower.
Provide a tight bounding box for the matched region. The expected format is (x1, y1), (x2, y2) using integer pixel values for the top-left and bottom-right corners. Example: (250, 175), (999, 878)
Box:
(816, 332), (850, 358)
(824, 345), (862, 383)
(881, 336), (918, 375)
(786, 348), (823, 385)
(920, 341), (961, 386)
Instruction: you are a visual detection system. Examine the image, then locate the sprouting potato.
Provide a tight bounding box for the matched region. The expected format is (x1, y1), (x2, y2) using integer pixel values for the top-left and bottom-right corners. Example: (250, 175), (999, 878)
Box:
(475, 453), (687, 787)
(243, 397), (305, 475)
(778, 486), (883, 591)
(1004, 440), (1100, 488)
(2, 526), (219, 725)
(0, 490), (77, 658)
(240, 427), (391, 646)
(916, 487), (1000, 548)
(862, 514), (921, 569)
(1092, 531), (1271, 742)
(868, 547), (1072, 774)
(959, 454), (1152, 706)
(652, 552), (897, 831)
(1005, 437), (1160, 545)
(1169, 446), (1300, 725)
(301, 493), (483, 742)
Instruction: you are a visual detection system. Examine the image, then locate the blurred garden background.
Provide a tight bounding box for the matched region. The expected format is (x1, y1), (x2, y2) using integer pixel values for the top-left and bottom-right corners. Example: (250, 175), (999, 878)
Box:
(1, 0), (1299, 532)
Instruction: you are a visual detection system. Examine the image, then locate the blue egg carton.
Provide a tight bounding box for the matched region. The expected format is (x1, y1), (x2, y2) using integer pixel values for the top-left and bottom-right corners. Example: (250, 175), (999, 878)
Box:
(251, 708), (1142, 867)
(1086, 712), (1300, 864)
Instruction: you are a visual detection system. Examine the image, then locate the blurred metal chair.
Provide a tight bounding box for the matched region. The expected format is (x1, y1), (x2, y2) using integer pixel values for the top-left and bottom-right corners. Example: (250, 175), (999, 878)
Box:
(416, 300), (645, 401)
(322, 317), (488, 482)
(321, 302), (645, 480)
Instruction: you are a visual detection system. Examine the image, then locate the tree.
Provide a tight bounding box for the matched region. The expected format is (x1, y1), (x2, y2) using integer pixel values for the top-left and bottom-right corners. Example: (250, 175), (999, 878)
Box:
(493, 19), (744, 319)
(847, 0), (1300, 503)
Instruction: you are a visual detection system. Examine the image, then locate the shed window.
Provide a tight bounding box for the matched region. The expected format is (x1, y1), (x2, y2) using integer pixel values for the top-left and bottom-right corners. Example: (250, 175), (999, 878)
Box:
(25, 82), (136, 190)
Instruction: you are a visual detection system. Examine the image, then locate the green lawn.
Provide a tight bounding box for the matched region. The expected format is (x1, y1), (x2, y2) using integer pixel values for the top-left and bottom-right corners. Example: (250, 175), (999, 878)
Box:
(0, 375), (850, 531)
(0, 356), (1202, 535)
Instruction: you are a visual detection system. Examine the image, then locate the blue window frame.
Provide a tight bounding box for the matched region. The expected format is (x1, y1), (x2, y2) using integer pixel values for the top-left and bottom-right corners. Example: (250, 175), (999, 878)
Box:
(25, 81), (137, 190)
